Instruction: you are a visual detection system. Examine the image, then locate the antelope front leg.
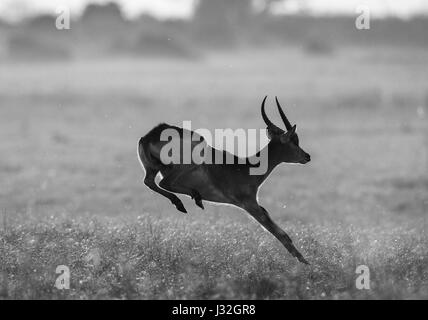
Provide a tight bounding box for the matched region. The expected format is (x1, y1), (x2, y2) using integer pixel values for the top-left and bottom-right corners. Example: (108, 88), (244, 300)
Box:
(243, 202), (309, 265)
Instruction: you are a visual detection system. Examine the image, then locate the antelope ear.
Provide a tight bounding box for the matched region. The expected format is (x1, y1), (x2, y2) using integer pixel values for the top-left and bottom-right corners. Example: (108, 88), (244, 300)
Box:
(280, 125), (296, 143)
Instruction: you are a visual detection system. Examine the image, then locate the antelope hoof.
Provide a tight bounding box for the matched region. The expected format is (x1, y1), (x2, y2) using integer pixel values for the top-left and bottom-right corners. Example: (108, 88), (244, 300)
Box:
(191, 190), (204, 210)
(172, 199), (187, 214)
(195, 199), (204, 210)
(298, 256), (310, 265)
(294, 251), (310, 265)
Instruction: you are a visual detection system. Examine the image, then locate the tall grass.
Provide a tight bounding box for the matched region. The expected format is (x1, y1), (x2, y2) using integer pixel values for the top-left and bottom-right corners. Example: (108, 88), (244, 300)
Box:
(1, 214), (427, 299)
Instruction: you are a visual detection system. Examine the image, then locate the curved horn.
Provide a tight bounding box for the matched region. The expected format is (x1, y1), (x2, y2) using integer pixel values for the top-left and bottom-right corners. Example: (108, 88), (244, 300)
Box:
(275, 96), (293, 131)
(261, 96), (283, 134)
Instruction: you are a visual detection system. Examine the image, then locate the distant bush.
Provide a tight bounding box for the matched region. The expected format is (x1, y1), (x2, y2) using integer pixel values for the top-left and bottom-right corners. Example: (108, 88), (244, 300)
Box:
(112, 30), (199, 60)
(78, 2), (129, 39)
(7, 34), (71, 61)
(81, 2), (124, 24)
(303, 37), (334, 55)
(26, 14), (58, 32)
(192, 0), (254, 48)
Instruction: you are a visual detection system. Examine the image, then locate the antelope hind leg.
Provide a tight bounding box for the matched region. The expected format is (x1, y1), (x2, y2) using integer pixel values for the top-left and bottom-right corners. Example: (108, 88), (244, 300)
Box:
(159, 166), (205, 210)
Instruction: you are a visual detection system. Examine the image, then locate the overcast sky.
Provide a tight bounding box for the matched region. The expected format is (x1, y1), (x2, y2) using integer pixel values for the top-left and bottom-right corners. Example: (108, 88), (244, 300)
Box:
(0, 0), (427, 21)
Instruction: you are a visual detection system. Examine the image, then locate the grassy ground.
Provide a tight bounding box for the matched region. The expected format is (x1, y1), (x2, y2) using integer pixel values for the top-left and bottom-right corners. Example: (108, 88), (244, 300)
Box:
(0, 46), (427, 299)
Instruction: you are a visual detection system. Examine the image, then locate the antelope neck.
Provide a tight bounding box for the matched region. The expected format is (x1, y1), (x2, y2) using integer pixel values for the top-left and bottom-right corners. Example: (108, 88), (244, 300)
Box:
(247, 139), (283, 186)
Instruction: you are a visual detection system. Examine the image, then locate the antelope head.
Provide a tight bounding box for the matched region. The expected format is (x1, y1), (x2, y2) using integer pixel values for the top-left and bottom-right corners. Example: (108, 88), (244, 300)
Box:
(261, 96), (311, 164)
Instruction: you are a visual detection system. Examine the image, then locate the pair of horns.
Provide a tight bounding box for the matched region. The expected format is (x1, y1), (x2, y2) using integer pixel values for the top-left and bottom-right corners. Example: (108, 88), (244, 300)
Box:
(261, 96), (293, 133)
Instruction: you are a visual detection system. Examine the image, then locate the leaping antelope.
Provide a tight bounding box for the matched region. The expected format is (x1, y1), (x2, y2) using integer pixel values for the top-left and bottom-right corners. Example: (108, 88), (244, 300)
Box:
(138, 96), (311, 264)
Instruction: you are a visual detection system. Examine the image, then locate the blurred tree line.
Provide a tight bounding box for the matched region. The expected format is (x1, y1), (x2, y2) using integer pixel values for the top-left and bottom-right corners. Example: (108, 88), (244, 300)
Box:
(1, 0), (427, 61)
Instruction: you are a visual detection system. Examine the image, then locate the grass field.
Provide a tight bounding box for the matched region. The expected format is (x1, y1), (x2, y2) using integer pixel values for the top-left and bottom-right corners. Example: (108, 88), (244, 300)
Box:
(0, 46), (427, 299)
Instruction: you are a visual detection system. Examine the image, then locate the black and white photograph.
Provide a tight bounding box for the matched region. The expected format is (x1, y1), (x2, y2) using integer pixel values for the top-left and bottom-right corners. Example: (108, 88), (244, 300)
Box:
(0, 0), (427, 304)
